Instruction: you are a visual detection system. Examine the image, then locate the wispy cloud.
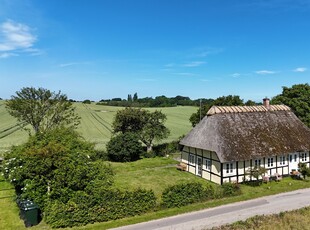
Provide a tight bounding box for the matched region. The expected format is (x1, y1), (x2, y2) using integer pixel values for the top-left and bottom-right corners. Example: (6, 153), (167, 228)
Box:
(174, 72), (198, 77)
(255, 70), (277, 75)
(195, 47), (224, 57)
(183, 61), (206, 67)
(293, 67), (307, 72)
(0, 19), (39, 58)
(58, 62), (90, 68)
(231, 73), (241, 78)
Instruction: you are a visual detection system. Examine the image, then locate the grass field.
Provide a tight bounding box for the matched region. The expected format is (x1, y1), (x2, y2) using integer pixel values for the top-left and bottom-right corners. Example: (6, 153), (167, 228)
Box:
(0, 100), (197, 154)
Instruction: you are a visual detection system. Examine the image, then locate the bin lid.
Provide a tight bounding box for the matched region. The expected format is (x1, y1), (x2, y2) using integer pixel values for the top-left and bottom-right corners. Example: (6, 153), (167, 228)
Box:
(20, 200), (39, 210)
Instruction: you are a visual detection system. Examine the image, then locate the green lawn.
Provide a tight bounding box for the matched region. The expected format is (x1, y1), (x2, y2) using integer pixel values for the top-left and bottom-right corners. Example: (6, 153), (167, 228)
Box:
(0, 101), (196, 154)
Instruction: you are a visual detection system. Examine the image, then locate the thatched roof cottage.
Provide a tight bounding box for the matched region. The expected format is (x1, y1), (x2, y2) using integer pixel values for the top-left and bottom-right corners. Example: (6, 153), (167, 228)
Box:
(179, 99), (310, 184)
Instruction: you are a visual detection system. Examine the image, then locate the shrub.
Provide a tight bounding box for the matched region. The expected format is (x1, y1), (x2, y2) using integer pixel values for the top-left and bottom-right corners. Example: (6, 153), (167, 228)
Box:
(45, 188), (156, 228)
(161, 182), (214, 208)
(106, 132), (142, 162)
(221, 182), (241, 197)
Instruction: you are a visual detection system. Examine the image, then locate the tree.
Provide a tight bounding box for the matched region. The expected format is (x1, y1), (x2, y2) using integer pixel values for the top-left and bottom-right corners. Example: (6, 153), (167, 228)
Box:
(133, 92), (138, 101)
(112, 108), (170, 152)
(82, 99), (91, 104)
(140, 110), (170, 152)
(106, 132), (142, 162)
(190, 95), (244, 126)
(271, 83), (310, 127)
(2, 127), (114, 208)
(5, 87), (80, 134)
(246, 166), (267, 185)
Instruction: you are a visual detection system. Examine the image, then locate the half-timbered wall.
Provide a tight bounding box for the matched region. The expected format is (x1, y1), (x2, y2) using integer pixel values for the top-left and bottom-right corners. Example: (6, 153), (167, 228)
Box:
(181, 146), (310, 184)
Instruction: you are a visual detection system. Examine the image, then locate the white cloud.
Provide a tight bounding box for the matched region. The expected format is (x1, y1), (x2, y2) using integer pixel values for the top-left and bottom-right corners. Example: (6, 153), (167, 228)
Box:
(255, 70), (276, 75)
(183, 61), (206, 67)
(0, 19), (39, 57)
(293, 67), (307, 72)
(59, 62), (79, 68)
(0, 52), (18, 58)
(231, 73), (241, 78)
(174, 72), (198, 77)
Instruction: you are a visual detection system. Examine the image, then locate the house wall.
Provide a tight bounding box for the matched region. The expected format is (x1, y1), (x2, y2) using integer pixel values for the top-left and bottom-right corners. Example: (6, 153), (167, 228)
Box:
(181, 146), (310, 184)
(181, 146), (222, 184)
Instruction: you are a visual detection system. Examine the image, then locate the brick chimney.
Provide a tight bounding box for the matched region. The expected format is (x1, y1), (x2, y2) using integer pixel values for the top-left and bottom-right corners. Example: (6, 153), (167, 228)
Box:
(263, 97), (270, 110)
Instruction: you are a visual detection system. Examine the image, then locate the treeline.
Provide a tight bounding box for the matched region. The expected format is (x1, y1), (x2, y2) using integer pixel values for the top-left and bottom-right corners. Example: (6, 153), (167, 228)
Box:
(97, 94), (200, 107)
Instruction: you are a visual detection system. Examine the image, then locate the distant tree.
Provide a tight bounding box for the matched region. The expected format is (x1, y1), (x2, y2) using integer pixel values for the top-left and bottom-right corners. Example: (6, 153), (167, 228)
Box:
(245, 100), (257, 106)
(112, 108), (170, 152)
(271, 83), (310, 127)
(0, 97), (2, 100)
(5, 87), (80, 134)
(106, 132), (142, 162)
(133, 92), (138, 102)
(111, 98), (122, 101)
(82, 99), (91, 104)
(190, 95), (244, 126)
(127, 94), (132, 102)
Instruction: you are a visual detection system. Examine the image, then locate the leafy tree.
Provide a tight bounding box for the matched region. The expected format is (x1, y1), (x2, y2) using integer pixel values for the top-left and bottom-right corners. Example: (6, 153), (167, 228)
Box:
(106, 132), (142, 162)
(246, 166), (267, 185)
(140, 110), (170, 152)
(271, 83), (310, 127)
(190, 95), (244, 126)
(112, 107), (148, 133)
(2, 127), (114, 209)
(127, 94), (132, 102)
(112, 108), (169, 152)
(5, 87), (80, 133)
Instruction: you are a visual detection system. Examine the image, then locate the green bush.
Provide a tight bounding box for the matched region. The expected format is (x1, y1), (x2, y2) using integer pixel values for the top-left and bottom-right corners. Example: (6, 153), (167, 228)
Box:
(221, 182), (241, 197)
(45, 188), (156, 228)
(161, 182), (214, 208)
(106, 132), (142, 162)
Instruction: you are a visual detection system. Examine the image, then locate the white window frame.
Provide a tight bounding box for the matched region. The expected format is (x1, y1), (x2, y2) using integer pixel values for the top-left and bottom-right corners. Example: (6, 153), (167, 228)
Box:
(300, 152), (307, 162)
(205, 159), (211, 171)
(267, 157), (274, 167)
(226, 163), (233, 174)
(189, 154), (195, 165)
(279, 156), (286, 165)
(254, 159), (261, 167)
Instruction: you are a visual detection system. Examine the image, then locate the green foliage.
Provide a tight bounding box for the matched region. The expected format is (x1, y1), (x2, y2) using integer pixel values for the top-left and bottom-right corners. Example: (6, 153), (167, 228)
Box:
(161, 182), (214, 208)
(271, 83), (310, 127)
(298, 162), (310, 179)
(2, 128), (114, 209)
(190, 95), (244, 126)
(246, 166), (268, 184)
(221, 182), (242, 197)
(82, 99), (91, 104)
(44, 188), (156, 228)
(5, 87), (80, 133)
(112, 108), (170, 152)
(106, 132), (142, 162)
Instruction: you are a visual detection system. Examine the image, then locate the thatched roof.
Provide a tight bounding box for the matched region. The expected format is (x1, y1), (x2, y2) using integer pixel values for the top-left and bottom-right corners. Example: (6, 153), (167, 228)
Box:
(180, 105), (310, 162)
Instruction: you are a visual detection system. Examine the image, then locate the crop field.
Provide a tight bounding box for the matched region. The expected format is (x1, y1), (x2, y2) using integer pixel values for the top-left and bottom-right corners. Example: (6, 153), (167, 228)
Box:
(0, 100), (197, 154)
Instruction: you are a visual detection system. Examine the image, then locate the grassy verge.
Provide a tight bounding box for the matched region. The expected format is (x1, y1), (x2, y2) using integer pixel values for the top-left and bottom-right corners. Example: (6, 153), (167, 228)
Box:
(210, 206), (310, 230)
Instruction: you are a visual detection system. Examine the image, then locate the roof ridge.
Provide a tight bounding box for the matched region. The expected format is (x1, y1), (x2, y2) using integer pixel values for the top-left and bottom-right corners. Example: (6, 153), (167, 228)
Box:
(207, 104), (291, 115)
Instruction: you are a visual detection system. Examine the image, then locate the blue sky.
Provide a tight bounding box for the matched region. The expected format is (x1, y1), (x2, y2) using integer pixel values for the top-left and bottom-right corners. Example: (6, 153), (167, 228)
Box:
(0, 0), (309, 101)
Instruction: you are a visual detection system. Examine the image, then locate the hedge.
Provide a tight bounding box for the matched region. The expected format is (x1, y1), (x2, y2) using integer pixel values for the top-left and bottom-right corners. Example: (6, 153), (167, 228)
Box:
(45, 188), (156, 228)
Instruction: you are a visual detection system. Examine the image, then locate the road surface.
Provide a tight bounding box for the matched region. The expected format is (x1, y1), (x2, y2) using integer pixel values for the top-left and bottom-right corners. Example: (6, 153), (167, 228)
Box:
(112, 188), (310, 230)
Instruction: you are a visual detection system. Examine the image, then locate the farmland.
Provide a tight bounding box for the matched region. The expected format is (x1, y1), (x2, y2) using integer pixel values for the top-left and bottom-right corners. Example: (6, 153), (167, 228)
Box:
(0, 100), (196, 154)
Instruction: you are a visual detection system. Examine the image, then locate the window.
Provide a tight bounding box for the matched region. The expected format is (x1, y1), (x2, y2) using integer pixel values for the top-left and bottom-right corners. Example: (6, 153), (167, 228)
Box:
(226, 163), (233, 174)
(254, 159), (261, 167)
(301, 153), (307, 162)
(294, 154), (297, 162)
(189, 154), (195, 164)
(205, 159), (211, 171)
(279, 156), (285, 165)
(267, 157), (274, 167)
